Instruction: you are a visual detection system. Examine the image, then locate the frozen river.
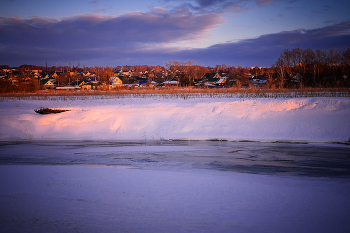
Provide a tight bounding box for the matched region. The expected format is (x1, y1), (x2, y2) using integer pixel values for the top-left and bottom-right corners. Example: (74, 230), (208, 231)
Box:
(1, 140), (350, 232)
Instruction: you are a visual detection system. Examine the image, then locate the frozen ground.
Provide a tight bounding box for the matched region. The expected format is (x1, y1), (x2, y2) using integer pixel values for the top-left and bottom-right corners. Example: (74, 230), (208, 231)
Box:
(0, 95), (349, 142)
(0, 95), (349, 232)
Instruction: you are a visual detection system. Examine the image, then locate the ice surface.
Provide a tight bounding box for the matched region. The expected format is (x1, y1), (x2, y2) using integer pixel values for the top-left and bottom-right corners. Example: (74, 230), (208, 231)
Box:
(1, 163), (349, 233)
(1, 140), (349, 177)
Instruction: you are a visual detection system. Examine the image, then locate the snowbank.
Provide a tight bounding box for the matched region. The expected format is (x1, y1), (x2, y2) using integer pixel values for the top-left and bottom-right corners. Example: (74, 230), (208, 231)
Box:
(0, 96), (349, 142)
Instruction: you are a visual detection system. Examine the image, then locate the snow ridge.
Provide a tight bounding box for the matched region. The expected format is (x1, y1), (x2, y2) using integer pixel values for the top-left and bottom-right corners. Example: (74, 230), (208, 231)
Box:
(0, 96), (349, 143)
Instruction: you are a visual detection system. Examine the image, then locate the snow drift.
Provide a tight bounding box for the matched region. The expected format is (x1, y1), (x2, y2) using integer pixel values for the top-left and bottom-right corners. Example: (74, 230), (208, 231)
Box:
(0, 96), (349, 142)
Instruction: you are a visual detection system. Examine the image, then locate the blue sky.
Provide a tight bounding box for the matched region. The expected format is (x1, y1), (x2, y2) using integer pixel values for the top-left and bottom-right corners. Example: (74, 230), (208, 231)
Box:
(1, 0), (350, 67)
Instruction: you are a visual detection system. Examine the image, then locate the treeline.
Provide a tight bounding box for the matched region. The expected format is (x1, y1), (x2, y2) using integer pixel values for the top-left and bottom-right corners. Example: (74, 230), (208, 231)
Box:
(0, 71), (41, 93)
(273, 46), (350, 88)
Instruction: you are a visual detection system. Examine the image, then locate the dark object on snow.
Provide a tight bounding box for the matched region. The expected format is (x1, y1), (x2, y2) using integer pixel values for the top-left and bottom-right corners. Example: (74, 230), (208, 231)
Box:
(34, 108), (70, 115)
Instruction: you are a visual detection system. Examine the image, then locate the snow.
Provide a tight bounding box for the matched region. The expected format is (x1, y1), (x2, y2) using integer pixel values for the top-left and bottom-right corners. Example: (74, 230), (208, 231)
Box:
(1, 95), (350, 232)
(0, 95), (349, 142)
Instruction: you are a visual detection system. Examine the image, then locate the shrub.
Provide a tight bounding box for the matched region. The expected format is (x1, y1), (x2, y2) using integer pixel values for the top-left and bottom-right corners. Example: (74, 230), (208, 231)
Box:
(34, 108), (70, 114)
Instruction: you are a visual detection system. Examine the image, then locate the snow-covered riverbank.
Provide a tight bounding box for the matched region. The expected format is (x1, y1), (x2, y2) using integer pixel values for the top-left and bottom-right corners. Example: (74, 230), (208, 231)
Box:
(0, 96), (349, 143)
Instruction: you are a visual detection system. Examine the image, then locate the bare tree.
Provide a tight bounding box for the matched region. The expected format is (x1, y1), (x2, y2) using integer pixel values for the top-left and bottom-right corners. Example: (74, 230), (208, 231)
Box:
(291, 47), (303, 75)
(274, 58), (285, 88)
(57, 73), (72, 86)
(342, 46), (350, 67)
(279, 48), (293, 79)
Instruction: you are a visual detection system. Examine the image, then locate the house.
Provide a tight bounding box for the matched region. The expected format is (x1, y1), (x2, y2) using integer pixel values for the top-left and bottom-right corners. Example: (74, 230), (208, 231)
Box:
(117, 70), (130, 76)
(250, 75), (268, 86)
(40, 74), (50, 79)
(197, 73), (223, 87)
(76, 80), (86, 87)
(40, 79), (55, 89)
(213, 73), (222, 80)
(83, 71), (91, 77)
(137, 80), (149, 87)
(162, 80), (179, 87)
(81, 82), (92, 90)
(109, 76), (123, 88)
(215, 76), (227, 86)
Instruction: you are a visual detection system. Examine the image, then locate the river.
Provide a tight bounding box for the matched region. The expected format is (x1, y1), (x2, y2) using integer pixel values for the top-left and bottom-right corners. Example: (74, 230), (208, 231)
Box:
(1, 140), (349, 232)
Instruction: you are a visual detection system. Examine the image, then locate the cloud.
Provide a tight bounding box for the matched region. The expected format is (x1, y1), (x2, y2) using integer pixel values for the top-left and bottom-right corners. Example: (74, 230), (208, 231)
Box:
(0, 12), (220, 47)
(112, 20), (350, 67)
(285, 6), (302, 10)
(166, 0), (284, 13)
(89, 0), (109, 6)
(178, 21), (350, 66)
(96, 20), (350, 67)
(0, 12), (349, 67)
(194, 0), (281, 8)
(323, 5), (330, 11)
(0, 11), (223, 66)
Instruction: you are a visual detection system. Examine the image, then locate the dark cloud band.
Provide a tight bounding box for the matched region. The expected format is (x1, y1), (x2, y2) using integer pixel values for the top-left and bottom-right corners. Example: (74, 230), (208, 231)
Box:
(0, 12), (349, 67)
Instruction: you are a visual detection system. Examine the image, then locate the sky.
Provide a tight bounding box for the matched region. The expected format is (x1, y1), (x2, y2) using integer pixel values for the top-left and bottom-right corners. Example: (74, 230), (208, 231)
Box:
(1, 0), (350, 68)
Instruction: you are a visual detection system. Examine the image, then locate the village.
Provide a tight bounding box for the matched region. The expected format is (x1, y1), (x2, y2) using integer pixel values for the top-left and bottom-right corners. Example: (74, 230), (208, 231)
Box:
(0, 63), (280, 93)
(1, 45), (350, 93)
